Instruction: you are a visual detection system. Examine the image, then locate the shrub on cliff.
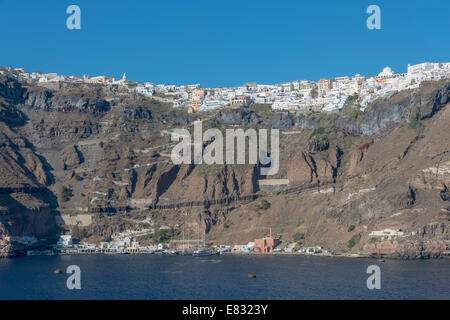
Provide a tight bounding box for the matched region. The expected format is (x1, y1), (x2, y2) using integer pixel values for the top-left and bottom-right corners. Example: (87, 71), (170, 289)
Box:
(351, 108), (363, 121)
(408, 108), (425, 136)
(307, 134), (329, 152)
(254, 199), (271, 212)
(347, 93), (359, 104)
(102, 236), (112, 242)
(60, 186), (73, 202)
(293, 233), (305, 241)
(259, 199), (270, 210)
(72, 225), (87, 240)
(151, 227), (175, 243)
(151, 210), (160, 219)
(309, 127), (326, 139)
(347, 233), (361, 249)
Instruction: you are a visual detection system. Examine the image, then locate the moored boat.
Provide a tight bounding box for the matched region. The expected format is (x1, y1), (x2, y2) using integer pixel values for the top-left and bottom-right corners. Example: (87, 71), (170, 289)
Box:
(192, 247), (214, 256)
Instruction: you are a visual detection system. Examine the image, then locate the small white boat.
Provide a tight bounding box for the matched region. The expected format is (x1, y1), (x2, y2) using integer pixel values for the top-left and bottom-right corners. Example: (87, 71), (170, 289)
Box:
(192, 247), (214, 256)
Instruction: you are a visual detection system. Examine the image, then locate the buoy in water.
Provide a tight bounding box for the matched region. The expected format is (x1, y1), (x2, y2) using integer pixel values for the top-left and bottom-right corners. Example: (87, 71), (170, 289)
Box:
(54, 269), (62, 274)
(248, 274), (256, 278)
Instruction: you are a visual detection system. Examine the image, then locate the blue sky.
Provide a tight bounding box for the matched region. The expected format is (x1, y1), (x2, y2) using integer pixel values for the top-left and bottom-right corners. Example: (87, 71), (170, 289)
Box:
(0, 0), (449, 87)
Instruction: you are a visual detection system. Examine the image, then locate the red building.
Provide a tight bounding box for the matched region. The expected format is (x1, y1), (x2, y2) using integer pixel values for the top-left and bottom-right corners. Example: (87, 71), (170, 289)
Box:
(253, 229), (280, 253)
(318, 78), (333, 95)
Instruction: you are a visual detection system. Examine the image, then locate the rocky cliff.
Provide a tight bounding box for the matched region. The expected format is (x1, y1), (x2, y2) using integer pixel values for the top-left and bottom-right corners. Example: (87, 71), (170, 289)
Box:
(0, 74), (449, 258)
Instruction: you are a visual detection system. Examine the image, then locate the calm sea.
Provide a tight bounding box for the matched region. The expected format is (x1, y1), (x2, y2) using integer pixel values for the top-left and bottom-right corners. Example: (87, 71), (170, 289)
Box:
(0, 254), (448, 299)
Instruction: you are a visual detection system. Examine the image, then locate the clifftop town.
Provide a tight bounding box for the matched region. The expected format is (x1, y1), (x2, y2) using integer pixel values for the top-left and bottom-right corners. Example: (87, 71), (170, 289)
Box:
(3, 62), (449, 113)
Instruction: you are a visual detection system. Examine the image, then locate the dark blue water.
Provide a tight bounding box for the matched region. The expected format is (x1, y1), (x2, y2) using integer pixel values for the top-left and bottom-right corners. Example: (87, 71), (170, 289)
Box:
(0, 254), (448, 299)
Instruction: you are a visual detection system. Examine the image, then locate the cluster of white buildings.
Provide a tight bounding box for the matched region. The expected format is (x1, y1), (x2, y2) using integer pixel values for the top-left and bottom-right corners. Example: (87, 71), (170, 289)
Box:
(268, 62), (449, 112)
(146, 62), (449, 113)
(52, 229), (156, 255)
(2, 61), (449, 114)
(359, 62), (450, 110)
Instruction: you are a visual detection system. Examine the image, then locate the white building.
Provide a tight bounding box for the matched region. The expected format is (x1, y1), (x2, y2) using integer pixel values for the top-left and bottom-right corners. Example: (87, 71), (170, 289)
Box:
(57, 235), (72, 247)
(322, 94), (348, 112)
(199, 99), (228, 112)
(378, 66), (395, 78)
(135, 86), (154, 96)
(369, 229), (404, 240)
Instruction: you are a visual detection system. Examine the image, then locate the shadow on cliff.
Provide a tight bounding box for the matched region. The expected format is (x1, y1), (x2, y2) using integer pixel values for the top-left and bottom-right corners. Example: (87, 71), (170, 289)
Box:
(0, 192), (61, 241)
(0, 77), (63, 243)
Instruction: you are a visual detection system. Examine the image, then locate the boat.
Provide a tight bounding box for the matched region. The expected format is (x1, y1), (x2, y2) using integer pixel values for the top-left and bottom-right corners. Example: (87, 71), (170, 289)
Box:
(192, 222), (215, 256)
(192, 247), (214, 256)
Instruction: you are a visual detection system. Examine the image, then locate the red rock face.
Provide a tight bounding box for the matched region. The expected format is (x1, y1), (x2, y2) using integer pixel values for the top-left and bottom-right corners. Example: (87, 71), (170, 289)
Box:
(0, 74), (449, 258)
(287, 149), (338, 185)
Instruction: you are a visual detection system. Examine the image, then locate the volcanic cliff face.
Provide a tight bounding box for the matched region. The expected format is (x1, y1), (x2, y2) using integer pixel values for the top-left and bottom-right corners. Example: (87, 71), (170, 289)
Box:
(0, 74), (449, 258)
(0, 77), (60, 256)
